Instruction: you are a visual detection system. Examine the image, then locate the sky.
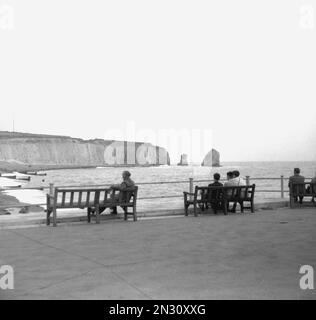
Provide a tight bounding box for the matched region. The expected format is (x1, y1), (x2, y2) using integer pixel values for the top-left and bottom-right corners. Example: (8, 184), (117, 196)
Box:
(0, 0), (315, 163)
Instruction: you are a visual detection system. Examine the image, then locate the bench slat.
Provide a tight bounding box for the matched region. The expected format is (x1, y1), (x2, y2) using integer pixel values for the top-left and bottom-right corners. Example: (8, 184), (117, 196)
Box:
(104, 190), (108, 202)
(86, 191), (90, 206)
(57, 188), (112, 193)
(70, 192), (74, 206)
(61, 192), (66, 206)
(78, 191), (82, 207)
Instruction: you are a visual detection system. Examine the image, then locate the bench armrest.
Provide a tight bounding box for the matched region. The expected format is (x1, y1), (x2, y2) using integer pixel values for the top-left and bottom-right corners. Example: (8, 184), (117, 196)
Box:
(183, 192), (196, 203)
(110, 184), (122, 191)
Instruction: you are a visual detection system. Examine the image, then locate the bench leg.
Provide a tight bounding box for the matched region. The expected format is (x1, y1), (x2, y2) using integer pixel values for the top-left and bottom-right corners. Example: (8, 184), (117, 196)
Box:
(290, 196), (294, 209)
(133, 205), (137, 221)
(124, 207), (128, 221)
(184, 202), (189, 216)
(46, 209), (51, 226)
(240, 201), (244, 213)
(53, 207), (57, 227)
(87, 208), (91, 223)
(193, 201), (198, 217)
(212, 203), (218, 214)
(251, 201), (255, 213)
(95, 205), (100, 224)
(223, 201), (228, 215)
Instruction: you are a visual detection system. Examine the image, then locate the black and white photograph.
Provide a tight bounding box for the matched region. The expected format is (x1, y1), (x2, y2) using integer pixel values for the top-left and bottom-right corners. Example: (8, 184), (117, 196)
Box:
(0, 0), (315, 305)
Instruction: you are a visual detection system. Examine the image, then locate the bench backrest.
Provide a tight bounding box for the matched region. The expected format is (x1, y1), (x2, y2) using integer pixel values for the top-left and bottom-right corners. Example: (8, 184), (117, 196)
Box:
(50, 186), (138, 208)
(195, 184), (256, 202)
(290, 182), (316, 196)
(52, 187), (111, 208)
(110, 186), (138, 204)
(223, 185), (256, 200)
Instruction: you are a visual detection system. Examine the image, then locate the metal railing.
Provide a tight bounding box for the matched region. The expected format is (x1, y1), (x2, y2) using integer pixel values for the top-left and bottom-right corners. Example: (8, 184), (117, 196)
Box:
(0, 175), (308, 209)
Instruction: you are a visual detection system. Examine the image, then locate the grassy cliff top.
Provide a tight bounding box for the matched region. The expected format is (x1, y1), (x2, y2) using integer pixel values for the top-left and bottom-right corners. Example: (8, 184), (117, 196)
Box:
(0, 131), (71, 139)
(0, 131), (115, 144)
(0, 131), (150, 145)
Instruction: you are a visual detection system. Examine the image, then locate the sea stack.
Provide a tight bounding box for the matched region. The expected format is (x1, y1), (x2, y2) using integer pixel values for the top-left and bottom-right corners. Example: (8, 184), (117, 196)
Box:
(177, 154), (188, 166)
(201, 149), (220, 167)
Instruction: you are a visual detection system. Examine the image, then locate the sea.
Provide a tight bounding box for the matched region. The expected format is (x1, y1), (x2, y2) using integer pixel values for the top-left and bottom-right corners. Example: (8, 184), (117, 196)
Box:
(1, 161), (316, 215)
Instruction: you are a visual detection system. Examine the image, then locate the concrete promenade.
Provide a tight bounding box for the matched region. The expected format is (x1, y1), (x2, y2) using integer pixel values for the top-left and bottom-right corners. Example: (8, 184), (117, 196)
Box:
(0, 207), (315, 300)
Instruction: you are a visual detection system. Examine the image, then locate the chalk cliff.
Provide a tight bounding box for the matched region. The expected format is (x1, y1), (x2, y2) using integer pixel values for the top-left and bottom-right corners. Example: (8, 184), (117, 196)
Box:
(201, 149), (220, 167)
(177, 154), (188, 166)
(0, 131), (170, 171)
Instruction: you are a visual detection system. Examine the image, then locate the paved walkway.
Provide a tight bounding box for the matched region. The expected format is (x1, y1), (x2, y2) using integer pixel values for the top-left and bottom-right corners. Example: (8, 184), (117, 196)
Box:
(0, 208), (315, 300)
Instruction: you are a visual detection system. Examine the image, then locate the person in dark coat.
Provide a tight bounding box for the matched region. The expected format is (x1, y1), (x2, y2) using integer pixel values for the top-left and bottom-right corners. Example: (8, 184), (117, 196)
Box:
(110, 171), (135, 214)
(207, 173), (223, 213)
(288, 168), (305, 204)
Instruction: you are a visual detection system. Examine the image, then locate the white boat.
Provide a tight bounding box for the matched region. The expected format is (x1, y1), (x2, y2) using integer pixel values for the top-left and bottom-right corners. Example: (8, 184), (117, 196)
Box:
(0, 177), (23, 188)
(26, 171), (47, 176)
(0, 173), (16, 179)
(13, 172), (31, 181)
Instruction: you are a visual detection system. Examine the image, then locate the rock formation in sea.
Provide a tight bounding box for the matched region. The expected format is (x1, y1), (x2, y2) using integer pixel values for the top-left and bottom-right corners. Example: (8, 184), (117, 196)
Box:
(177, 154), (188, 166)
(0, 131), (170, 171)
(201, 149), (220, 167)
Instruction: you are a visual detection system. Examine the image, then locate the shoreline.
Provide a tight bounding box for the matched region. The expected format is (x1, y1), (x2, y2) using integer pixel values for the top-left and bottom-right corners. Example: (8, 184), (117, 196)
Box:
(0, 191), (43, 215)
(0, 191), (24, 215)
(0, 163), (171, 174)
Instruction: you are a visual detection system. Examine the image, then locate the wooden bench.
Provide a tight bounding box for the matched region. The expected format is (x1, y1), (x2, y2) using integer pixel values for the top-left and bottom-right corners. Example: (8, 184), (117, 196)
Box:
(184, 184), (256, 216)
(289, 182), (316, 208)
(46, 186), (138, 226)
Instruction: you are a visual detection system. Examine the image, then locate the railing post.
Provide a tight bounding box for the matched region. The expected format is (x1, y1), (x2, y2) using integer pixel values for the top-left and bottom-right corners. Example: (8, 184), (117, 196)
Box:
(49, 183), (54, 196)
(246, 176), (250, 186)
(280, 175), (284, 198)
(189, 177), (193, 201)
(189, 178), (193, 193)
(49, 183), (57, 227)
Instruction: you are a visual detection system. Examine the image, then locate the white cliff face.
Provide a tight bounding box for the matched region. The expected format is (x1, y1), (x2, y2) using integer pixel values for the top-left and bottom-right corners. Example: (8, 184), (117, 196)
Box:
(0, 138), (105, 165)
(104, 142), (169, 166)
(0, 132), (170, 169)
(177, 154), (188, 166)
(201, 149), (220, 167)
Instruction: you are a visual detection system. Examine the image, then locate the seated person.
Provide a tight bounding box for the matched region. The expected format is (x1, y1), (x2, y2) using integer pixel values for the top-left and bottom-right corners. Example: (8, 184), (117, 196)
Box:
(288, 168), (305, 204)
(208, 172), (223, 187)
(110, 170), (135, 214)
(232, 170), (246, 186)
(207, 173), (223, 212)
(224, 171), (235, 187)
(91, 171), (135, 215)
(231, 170), (246, 212)
(223, 171), (236, 211)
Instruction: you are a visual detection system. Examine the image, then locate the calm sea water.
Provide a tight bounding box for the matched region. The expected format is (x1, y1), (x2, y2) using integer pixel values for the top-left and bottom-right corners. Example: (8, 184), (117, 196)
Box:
(8, 161), (316, 205)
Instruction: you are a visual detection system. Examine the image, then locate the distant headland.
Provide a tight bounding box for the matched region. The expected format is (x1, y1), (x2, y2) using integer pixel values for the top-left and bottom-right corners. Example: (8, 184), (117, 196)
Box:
(0, 131), (170, 172)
